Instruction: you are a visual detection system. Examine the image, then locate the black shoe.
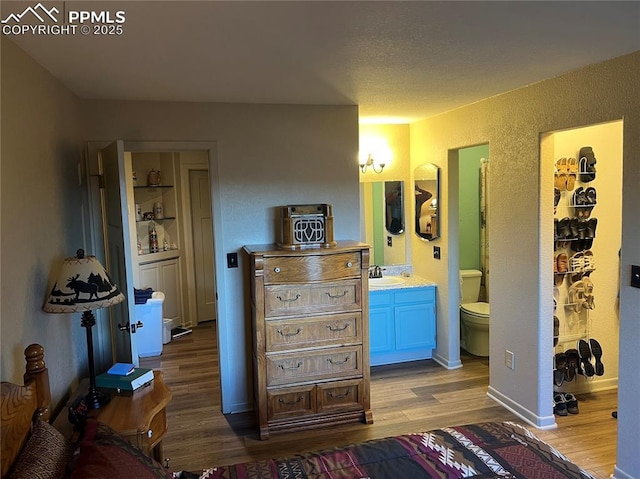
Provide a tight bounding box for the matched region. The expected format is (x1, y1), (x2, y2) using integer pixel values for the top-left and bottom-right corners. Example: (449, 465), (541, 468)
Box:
(577, 339), (595, 377)
(553, 393), (568, 416)
(589, 338), (604, 376)
(564, 393), (579, 414)
(564, 349), (579, 382)
(554, 353), (567, 386)
(579, 146), (597, 182)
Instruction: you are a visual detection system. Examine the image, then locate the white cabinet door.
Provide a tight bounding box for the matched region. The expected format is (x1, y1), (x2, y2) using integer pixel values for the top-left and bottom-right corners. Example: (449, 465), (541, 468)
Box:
(139, 258), (181, 322)
(159, 260), (180, 321)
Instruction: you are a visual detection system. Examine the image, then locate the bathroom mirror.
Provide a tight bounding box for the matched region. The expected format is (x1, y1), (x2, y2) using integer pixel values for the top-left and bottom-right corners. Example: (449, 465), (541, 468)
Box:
(361, 181), (407, 265)
(414, 163), (440, 241)
(384, 180), (404, 235)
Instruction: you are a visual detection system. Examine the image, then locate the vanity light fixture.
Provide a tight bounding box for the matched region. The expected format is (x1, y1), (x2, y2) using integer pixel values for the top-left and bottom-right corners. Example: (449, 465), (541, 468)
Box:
(359, 154), (385, 174)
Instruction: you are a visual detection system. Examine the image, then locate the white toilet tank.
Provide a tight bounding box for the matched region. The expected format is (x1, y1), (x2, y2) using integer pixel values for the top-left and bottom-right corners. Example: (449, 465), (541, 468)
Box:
(460, 269), (482, 303)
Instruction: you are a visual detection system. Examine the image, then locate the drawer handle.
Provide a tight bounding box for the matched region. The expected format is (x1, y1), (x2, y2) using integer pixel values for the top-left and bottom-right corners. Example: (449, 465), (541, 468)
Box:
(278, 361), (303, 371)
(326, 324), (349, 332)
(147, 430), (153, 438)
(326, 290), (348, 299)
(278, 396), (303, 406)
(327, 357), (349, 366)
(277, 328), (302, 337)
(274, 267), (281, 273)
(328, 388), (352, 400)
(276, 294), (301, 303)
(346, 262), (353, 268)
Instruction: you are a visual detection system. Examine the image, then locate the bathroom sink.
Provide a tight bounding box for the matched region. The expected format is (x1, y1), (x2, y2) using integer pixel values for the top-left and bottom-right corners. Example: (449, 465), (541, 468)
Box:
(369, 276), (406, 288)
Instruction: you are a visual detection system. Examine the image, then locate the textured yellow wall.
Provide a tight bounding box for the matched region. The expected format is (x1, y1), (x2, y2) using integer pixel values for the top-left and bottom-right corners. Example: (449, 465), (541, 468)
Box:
(410, 52), (639, 439)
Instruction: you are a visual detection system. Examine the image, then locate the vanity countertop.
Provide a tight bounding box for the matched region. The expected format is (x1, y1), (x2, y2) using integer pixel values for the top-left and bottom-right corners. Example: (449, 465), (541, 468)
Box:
(369, 274), (436, 290)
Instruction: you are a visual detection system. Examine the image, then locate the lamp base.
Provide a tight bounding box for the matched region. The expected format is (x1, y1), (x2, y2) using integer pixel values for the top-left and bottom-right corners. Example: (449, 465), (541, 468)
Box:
(86, 387), (110, 409)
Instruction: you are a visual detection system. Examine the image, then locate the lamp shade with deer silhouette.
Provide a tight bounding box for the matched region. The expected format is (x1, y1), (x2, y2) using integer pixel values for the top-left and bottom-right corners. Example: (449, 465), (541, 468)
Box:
(44, 249), (125, 409)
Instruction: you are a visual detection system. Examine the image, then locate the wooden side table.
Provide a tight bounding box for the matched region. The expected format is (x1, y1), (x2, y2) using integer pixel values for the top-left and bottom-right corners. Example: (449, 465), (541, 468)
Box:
(93, 371), (171, 462)
(55, 371), (172, 463)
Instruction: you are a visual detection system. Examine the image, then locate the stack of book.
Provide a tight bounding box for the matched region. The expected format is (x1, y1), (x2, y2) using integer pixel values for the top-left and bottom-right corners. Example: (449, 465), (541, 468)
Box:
(96, 363), (154, 392)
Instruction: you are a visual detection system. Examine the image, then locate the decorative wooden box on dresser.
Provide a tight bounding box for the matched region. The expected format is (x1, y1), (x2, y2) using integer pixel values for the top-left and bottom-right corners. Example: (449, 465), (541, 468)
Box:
(243, 241), (373, 440)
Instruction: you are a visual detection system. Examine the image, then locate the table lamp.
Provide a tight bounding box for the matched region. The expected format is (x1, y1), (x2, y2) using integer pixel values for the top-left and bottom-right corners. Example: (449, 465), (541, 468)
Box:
(43, 249), (125, 409)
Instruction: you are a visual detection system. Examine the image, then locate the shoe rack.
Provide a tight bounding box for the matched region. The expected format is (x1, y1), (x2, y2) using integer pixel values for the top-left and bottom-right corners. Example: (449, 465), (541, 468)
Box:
(553, 146), (602, 389)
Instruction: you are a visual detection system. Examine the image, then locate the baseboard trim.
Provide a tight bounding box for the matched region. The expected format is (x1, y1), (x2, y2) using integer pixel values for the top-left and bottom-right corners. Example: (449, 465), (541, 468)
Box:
(558, 377), (618, 395)
(487, 386), (557, 430)
(612, 465), (635, 479)
(432, 352), (463, 370)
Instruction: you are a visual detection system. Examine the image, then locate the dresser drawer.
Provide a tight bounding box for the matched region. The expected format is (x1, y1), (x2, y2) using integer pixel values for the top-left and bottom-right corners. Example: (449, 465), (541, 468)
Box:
(263, 252), (361, 283)
(316, 379), (364, 413)
(264, 280), (361, 318)
(267, 385), (316, 421)
(265, 312), (362, 352)
(266, 346), (362, 387)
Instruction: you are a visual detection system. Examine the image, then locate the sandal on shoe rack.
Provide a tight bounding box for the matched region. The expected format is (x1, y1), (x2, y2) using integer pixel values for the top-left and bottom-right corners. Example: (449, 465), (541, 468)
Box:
(566, 157), (578, 191)
(583, 250), (595, 272)
(569, 251), (584, 273)
(555, 158), (569, 190)
(556, 253), (569, 274)
(568, 281), (585, 313)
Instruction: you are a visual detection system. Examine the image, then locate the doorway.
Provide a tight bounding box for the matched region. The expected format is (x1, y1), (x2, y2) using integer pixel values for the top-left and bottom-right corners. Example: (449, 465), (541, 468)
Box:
(457, 145), (490, 359)
(86, 141), (224, 385)
(542, 120), (622, 398)
(188, 169), (216, 325)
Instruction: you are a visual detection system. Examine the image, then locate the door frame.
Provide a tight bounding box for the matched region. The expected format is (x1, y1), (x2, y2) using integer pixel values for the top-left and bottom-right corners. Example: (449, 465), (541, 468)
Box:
(179, 160), (215, 328)
(85, 141), (225, 386)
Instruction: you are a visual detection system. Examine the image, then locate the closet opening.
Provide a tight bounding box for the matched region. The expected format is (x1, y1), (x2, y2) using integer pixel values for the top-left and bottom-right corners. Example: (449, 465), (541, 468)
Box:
(542, 120), (622, 417)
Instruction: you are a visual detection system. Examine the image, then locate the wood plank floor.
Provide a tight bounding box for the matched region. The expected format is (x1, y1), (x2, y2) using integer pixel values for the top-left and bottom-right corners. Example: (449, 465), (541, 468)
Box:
(140, 322), (618, 478)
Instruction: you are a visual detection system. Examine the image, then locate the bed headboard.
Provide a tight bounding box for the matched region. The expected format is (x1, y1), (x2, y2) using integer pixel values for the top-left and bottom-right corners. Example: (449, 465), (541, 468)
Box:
(1, 344), (51, 477)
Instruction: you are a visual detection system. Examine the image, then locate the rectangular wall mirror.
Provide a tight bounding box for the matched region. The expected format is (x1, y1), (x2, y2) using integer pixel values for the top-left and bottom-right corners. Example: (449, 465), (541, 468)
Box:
(414, 163), (440, 241)
(361, 181), (408, 266)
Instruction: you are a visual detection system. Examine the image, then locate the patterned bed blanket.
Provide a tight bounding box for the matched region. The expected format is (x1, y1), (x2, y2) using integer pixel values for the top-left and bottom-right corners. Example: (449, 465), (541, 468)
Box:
(175, 422), (595, 479)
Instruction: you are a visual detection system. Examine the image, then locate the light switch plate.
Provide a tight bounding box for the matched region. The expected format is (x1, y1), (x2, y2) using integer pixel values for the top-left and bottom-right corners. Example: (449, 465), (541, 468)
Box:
(632, 265), (640, 288)
(227, 252), (238, 268)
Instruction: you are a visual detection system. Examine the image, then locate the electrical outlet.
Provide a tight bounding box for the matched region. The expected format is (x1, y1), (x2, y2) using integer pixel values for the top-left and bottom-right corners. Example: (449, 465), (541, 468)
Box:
(226, 252), (238, 268)
(505, 350), (515, 370)
(433, 246), (441, 260)
(387, 236), (392, 247)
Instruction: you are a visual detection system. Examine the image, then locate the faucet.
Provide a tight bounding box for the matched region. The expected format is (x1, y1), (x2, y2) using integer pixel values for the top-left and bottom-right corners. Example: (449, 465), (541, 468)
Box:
(369, 265), (383, 279)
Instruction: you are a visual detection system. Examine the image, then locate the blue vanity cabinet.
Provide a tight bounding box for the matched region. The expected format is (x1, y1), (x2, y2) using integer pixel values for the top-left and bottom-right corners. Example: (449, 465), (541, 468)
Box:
(369, 286), (436, 366)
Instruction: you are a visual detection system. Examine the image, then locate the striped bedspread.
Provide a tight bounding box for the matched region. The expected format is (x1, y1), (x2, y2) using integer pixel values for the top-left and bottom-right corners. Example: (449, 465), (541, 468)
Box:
(176, 422), (595, 479)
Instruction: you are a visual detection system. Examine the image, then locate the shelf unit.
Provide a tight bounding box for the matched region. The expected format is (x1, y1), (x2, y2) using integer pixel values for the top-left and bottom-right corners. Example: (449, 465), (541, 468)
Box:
(553, 154), (597, 360)
(126, 152), (183, 326)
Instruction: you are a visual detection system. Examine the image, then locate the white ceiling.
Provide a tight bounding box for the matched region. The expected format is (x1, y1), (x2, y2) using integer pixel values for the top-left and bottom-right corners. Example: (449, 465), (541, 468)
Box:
(4, 1), (639, 123)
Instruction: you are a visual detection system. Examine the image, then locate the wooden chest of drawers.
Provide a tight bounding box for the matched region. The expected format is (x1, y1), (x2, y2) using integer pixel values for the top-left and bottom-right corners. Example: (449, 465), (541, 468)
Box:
(244, 241), (372, 439)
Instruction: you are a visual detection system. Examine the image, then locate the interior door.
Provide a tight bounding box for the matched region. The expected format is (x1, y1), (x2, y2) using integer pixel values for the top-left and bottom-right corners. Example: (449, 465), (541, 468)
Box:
(99, 140), (139, 364)
(189, 169), (216, 322)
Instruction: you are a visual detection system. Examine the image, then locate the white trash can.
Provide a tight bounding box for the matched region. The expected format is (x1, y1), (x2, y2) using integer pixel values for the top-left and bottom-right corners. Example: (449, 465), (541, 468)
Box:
(162, 318), (172, 345)
(135, 291), (165, 357)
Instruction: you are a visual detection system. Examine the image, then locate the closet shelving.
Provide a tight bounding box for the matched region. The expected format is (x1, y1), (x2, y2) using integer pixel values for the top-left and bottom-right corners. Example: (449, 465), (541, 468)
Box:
(553, 152), (597, 357)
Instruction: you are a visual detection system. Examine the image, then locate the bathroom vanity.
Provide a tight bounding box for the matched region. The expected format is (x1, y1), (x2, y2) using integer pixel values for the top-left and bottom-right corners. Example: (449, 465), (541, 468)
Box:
(369, 277), (436, 366)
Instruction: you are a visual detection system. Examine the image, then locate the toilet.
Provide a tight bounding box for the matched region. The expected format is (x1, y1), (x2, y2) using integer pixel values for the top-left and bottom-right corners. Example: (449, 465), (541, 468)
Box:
(460, 269), (490, 357)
